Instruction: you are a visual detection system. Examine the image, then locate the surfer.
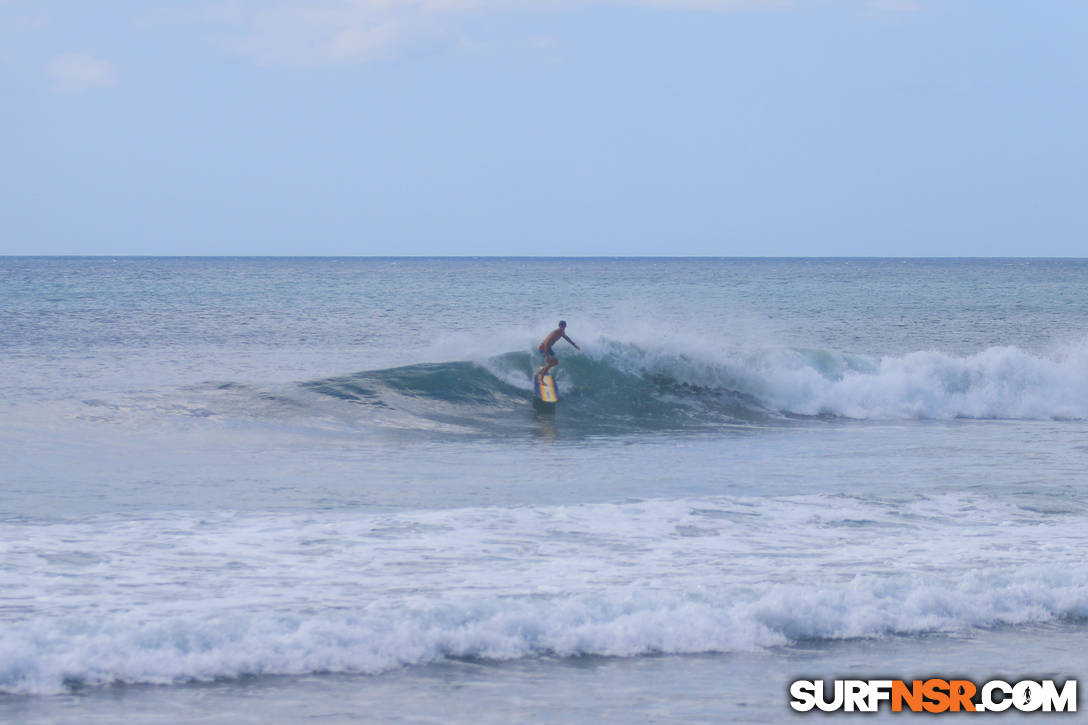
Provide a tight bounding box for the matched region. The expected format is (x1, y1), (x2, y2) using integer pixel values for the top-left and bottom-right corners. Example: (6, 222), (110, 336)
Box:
(538, 321), (579, 377)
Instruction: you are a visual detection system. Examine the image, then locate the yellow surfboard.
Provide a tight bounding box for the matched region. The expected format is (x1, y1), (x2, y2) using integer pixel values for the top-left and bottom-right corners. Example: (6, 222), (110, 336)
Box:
(536, 373), (557, 403)
(534, 371), (557, 410)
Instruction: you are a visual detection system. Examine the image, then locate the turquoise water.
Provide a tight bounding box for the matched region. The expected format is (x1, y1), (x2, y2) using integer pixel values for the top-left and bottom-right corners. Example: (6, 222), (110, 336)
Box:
(2, 258), (1087, 722)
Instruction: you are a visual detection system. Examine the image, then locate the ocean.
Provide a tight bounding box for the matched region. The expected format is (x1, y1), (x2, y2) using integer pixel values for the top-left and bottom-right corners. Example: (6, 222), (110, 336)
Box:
(1, 257), (1086, 723)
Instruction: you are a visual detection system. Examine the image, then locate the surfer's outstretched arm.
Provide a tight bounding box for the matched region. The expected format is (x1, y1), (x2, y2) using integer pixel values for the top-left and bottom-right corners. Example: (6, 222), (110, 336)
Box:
(563, 334), (580, 350)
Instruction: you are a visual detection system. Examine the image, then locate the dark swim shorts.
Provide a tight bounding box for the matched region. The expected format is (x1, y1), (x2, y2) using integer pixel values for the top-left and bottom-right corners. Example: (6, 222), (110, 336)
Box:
(539, 345), (555, 359)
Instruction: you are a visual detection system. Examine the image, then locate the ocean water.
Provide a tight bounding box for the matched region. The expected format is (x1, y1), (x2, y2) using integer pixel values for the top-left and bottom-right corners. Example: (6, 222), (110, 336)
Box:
(1, 257), (1086, 723)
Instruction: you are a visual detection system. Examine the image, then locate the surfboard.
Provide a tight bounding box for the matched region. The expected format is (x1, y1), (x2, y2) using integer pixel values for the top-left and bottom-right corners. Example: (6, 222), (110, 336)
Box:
(533, 370), (558, 411)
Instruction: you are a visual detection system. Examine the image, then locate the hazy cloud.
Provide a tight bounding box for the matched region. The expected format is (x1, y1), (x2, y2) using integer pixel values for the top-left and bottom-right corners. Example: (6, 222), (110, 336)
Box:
(869, 0), (921, 12)
(47, 53), (116, 92)
(206, 0), (781, 66)
(633, 0), (786, 9)
(226, 2), (446, 65)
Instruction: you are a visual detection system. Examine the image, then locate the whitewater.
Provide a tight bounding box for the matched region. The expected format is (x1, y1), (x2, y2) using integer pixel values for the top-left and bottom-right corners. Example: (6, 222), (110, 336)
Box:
(2, 257), (1086, 723)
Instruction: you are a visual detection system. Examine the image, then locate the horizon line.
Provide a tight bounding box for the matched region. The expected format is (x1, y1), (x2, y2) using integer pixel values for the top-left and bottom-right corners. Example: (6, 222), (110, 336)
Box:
(4, 254), (1088, 261)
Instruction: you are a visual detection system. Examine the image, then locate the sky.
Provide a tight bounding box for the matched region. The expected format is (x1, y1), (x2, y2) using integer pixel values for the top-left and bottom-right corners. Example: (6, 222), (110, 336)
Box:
(2, 0), (1086, 256)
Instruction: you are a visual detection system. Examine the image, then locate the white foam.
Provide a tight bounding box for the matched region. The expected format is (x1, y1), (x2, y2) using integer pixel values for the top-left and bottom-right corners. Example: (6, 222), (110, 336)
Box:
(761, 344), (1088, 419)
(3, 493), (1087, 694)
(3, 567), (1085, 695)
(575, 337), (1088, 420)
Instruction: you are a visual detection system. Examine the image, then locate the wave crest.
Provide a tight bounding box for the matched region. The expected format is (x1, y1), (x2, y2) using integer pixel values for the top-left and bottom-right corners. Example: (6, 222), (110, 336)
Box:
(299, 339), (1088, 430)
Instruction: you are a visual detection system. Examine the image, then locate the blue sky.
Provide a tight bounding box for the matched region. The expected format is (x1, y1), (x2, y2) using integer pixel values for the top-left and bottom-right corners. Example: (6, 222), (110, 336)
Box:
(2, 0), (1086, 256)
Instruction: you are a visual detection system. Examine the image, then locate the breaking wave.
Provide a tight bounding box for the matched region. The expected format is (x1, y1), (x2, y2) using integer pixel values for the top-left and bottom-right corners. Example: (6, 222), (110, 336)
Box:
(5, 492), (1087, 696)
(296, 339), (1088, 432)
(3, 562), (1086, 695)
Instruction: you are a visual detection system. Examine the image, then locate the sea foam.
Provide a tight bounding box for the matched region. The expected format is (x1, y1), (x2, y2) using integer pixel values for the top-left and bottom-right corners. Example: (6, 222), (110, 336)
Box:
(570, 337), (1088, 420)
(2, 566), (1086, 695)
(3, 494), (1087, 695)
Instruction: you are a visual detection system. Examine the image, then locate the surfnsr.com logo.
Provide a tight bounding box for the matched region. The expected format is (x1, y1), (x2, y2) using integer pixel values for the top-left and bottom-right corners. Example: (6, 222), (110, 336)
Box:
(790, 679), (1077, 713)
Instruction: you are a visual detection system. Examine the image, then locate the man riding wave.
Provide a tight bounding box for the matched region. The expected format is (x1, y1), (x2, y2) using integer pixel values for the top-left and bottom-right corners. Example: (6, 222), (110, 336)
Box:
(538, 321), (579, 377)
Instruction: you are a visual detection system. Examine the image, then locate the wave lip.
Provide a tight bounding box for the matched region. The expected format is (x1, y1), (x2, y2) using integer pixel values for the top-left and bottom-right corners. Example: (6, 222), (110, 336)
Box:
(300, 349), (772, 436)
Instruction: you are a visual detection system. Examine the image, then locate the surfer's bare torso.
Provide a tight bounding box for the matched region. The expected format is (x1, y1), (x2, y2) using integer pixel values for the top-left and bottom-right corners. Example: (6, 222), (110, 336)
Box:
(538, 321), (579, 376)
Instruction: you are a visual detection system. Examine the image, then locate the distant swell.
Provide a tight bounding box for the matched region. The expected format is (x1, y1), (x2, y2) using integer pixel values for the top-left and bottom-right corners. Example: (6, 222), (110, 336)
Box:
(295, 339), (1088, 432)
(3, 568), (1087, 695)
